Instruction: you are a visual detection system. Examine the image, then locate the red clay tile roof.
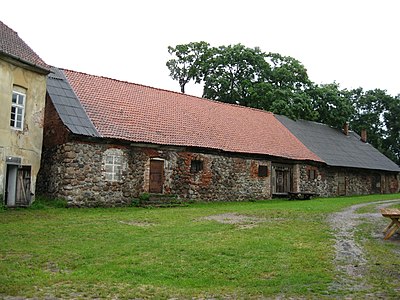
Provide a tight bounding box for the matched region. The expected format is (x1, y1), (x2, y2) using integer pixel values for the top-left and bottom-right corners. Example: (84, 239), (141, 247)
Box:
(0, 20), (49, 72)
(63, 69), (323, 162)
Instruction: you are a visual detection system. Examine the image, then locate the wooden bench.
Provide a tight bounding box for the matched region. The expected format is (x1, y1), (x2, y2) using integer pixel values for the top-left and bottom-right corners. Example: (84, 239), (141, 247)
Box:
(381, 208), (400, 240)
(288, 191), (318, 200)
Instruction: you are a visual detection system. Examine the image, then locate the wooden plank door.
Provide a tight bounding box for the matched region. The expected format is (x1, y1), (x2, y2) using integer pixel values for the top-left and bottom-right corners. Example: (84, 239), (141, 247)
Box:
(275, 169), (291, 193)
(372, 173), (381, 194)
(275, 170), (285, 193)
(16, 166), (31, 206)
(337, 175), (346, 196)
(149, 160), (164, 193)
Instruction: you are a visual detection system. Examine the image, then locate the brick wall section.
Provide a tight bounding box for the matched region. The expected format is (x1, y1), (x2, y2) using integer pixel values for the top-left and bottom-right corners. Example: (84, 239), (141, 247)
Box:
(37, 141), (272, 207)
(297, 164), (399, 196)
(42, 95), (69, 147)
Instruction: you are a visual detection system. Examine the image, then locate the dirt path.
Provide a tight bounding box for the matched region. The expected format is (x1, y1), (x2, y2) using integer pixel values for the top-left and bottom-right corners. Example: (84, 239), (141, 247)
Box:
(328, 199), (400, 295)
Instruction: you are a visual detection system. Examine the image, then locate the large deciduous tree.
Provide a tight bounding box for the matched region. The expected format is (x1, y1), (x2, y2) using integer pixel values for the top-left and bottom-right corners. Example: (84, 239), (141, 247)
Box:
(351, 88), (400, 163)
(351, 88), (388, 150)
(309, 83), (355, 128)
(263, 53), (315, 120)
(383, 95), (400, 163)
(202, 44), (269, 106)
(166, 41), (211, 93)
(166, 42), (316, 119)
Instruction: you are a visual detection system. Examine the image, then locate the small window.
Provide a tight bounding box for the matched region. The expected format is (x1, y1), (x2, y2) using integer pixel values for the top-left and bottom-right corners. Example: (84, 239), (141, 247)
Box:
(190, 160), (203, 173)
(308, 169), (316, 180)
(104, 151), (123, 182)
(10, 91), (26, 130)
(258, 165), (268, 177)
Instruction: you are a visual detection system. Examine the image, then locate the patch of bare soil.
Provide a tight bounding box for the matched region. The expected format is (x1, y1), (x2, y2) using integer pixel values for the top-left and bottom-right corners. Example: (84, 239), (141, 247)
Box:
(328, 199), (400, 296)
(44, 261), (71, 274)
(202, 213), (265, 229)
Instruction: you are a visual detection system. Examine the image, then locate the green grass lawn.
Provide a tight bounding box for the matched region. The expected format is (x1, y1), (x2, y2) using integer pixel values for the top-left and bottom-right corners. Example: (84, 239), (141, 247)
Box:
(1, 194), (399, 299)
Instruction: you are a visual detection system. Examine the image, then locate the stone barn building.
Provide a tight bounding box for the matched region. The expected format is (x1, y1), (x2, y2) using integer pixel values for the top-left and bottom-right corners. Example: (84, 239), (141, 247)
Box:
(37, 67), (400, 207)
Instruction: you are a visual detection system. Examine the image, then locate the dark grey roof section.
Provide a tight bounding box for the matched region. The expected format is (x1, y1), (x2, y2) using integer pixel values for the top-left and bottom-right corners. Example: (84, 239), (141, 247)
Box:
(276, 115), (400, 172)
(47, 67), (100, 137)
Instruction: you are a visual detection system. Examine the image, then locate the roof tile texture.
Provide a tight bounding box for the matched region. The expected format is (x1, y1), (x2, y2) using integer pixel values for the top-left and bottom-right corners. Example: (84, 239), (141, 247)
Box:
(63, 69), (322, 162)
(0, 21), (49, 71)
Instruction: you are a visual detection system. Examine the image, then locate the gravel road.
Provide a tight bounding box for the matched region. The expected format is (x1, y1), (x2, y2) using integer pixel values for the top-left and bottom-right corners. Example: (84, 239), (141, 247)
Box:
(328, 199), (400, 295)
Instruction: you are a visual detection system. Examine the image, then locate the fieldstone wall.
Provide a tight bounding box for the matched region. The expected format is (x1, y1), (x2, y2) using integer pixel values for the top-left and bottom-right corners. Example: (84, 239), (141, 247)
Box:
(37, 140), (399, 207)
(383, 173), (399, 194)
(38, 142), (147, 207)
(169, 152), (271, 202)
(37, 141), (272, 207)
(297, 164), (399, 196)
(298, 165), (340, 197)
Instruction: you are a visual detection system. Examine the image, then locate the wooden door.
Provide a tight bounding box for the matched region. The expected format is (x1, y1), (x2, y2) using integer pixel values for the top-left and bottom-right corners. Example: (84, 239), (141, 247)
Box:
(372, 173), (381, 194)
(275, 170), (285, 193)
(272, 164), (292, 195)
(275, 170), (290, 193)
(337, 175), (346, 196)
(16, 166), (31, 206)
(149, 160), (164, 193)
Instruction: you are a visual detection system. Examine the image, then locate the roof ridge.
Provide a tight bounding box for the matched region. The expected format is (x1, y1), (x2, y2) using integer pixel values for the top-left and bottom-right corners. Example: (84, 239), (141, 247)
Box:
(60, 67), (273, 116)
(289, 117), (358, 134)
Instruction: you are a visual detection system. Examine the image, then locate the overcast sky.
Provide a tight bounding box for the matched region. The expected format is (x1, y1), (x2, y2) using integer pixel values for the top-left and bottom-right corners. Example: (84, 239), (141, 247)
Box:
(1, 0), (399, 97)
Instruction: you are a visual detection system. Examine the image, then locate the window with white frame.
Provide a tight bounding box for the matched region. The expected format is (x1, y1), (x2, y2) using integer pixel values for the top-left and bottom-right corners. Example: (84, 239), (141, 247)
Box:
(103, 149), (124, 182)
(10, 90), (26, 130)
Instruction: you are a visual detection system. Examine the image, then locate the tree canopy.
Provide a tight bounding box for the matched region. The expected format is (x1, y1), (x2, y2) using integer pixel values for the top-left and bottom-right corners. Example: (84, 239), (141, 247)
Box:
(166, 41), (211, 93)
(166, 42), (400, 164)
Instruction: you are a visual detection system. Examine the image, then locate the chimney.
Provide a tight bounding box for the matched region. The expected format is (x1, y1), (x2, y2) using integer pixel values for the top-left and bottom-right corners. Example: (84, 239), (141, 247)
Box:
(361, 129), (367, 143)
(343, 122), (349, 136)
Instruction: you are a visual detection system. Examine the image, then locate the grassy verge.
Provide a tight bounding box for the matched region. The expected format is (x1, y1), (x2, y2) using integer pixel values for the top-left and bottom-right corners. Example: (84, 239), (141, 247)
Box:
(0, 193), (399, 299)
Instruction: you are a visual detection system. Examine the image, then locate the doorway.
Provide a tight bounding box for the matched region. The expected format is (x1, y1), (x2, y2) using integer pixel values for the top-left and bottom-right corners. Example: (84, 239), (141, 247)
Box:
(372, 173), (381, 194)
(5, 165), (31, 207)
(272, 164), (292, 195)
(275, 169), (289, 193)
(337, 175), (346, 196)
(149, 159), (164, 193)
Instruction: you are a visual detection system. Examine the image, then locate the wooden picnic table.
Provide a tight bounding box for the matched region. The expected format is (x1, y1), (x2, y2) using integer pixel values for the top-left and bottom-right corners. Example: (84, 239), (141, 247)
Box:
(287, 191), (318, 200)
(381, 208), (400, 240)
